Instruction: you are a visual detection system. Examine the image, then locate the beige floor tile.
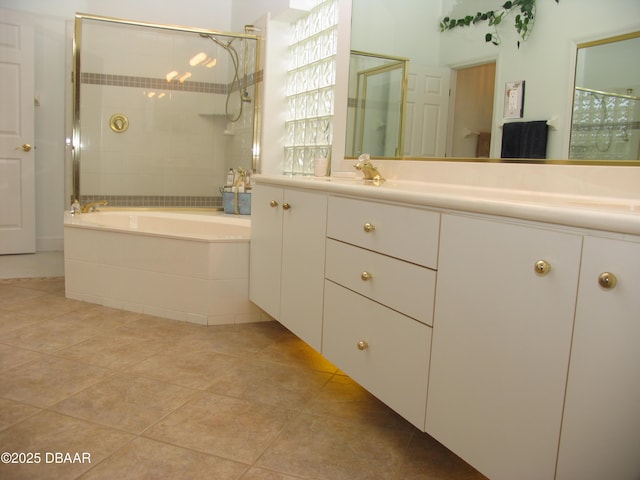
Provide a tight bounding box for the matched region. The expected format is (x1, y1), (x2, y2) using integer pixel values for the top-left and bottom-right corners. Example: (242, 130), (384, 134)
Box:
(52, 372), (196, 434)
(0, 410), (134, 480)
(1, 276), (66, 294)
(0, 343), (45, 372)
(206, 355), (332, 410)
(240, 467), (304, 480)
(126, 348), (236, 390)
(79, 437), (248, 480)
(304, 374), (415, 431)
(61, 304), (145, 330)
(0, 307), (46, 334)
(396, 431), (488, 480)
(1, 317), (105, 353)
(3, 292), (86, 317)
(54, 334), (167, 370)
(144, 391), (297, 464)
(0, 397), (41, 431)
(256, 333), (338, 373)
(0, 283), (48, 306)
(171, 320), (291, 356)
(0, 356), (111, 408)
(257, 413), (413, 480)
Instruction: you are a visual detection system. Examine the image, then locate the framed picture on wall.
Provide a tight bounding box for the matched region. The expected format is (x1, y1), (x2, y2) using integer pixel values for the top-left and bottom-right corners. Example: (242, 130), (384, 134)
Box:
(504, 80), (525, 118)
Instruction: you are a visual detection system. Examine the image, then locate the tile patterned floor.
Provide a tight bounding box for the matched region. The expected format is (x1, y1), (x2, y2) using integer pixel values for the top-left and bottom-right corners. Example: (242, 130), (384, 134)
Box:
(0, 277), (487, 480)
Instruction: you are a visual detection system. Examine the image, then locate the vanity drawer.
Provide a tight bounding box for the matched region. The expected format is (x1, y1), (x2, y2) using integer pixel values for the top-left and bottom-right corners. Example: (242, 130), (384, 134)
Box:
(327, 196), (440, 268)
(325, 238), (436, 325)
(323, 280), (431, 430)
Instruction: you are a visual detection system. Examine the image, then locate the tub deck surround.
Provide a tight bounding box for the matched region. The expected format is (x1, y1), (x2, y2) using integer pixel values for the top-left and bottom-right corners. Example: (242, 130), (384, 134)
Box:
(255, 174), (640, 236)
(64, 210), (260, 325)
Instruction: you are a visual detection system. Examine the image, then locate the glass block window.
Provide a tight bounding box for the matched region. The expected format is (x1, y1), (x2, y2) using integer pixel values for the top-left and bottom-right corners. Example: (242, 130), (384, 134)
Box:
(570, 87), (640, 161)
(284, 0), (338, 174)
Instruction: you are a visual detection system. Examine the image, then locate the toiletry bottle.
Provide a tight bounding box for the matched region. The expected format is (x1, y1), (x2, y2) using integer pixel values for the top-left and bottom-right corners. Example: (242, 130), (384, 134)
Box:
(226, 168), (235, 187)
(71, 199), (81, 215)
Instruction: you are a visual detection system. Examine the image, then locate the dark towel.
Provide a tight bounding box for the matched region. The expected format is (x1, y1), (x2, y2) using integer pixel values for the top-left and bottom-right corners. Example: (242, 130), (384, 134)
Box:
(501, 121), (548, 159)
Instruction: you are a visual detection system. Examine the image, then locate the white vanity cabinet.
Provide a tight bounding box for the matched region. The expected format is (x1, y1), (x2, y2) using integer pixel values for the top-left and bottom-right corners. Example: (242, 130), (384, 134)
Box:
(249, 184), (327, 351)
(322, 196), (439, 429)
(556, 236), (640, 480)
(426, 214), (583, 480)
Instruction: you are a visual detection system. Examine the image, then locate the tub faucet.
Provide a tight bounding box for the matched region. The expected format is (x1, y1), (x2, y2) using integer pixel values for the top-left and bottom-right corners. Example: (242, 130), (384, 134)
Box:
(81, 200), (109, 213)
(354, 157), (385, 184)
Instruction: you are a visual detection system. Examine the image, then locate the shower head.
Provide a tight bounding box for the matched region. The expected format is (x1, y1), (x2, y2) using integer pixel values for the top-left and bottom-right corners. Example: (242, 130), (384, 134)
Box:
(199, 32), (233, 50)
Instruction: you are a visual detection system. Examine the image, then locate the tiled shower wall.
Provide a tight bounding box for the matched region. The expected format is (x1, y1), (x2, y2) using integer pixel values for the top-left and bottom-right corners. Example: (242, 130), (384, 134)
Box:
(77, 19), (258, 208)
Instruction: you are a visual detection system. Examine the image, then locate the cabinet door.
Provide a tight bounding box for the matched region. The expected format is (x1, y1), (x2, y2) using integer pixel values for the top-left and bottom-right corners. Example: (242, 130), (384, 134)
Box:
(427, 214), (582, 480)
(556, 237), (640, 480)
(249, 184), (283, 320)
(280, 188), (327, 351)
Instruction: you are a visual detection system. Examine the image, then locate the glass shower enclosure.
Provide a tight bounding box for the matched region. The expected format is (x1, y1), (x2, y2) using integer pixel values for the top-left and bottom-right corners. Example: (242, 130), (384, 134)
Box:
(71, 14), (260, 208)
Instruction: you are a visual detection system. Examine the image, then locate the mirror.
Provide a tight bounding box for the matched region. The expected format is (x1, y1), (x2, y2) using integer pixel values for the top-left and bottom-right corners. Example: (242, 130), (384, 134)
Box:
(72, 15), (260, 207)
(569, 32), (640, 162)
(346, 51), (408, 158)
(348, 0), (640, 164)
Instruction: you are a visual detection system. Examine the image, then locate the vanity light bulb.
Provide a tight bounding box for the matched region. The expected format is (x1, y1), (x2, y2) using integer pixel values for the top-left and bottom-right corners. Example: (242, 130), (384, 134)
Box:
(166, 70), (179, 82)
(205, 58), (217, 68)
(178, 72), (192, 83)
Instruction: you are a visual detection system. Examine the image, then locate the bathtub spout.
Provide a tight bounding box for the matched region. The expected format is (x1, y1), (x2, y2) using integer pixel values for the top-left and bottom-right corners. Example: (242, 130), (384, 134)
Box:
(81, 200), (109, 213)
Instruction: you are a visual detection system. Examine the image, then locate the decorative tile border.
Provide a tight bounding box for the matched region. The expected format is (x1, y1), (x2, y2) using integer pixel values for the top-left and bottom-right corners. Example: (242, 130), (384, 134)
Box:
(80, 71), (262, 94)
(79, 195), (223, 209)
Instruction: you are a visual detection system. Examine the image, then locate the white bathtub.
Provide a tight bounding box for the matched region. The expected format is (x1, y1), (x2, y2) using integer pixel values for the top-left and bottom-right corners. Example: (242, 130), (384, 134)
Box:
(64, 210), (264, 325)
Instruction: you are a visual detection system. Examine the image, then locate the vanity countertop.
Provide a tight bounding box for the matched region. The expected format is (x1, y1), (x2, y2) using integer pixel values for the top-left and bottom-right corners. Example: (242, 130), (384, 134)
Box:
(254, 174), (640, 236)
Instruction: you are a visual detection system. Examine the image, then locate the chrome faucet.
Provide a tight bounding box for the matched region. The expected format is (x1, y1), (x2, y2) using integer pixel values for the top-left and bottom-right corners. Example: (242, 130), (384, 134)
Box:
(354, 156), (385, 184)
(80, 200), (109, 213)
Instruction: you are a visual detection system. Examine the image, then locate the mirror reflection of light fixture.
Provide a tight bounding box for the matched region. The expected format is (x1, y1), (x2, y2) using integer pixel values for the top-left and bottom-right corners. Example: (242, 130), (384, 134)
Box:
(178, 72), (192, 83)
(166, 70), (179, 82)
(205, 58), (217, 68)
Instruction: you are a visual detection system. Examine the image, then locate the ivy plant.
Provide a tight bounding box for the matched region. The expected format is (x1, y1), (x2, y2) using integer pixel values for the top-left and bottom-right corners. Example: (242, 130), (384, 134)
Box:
(439, 0), (559, 48)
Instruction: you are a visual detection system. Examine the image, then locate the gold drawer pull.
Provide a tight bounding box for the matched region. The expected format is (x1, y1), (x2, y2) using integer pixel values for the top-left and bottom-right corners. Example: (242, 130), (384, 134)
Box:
(534, 260), (551, 276)
(598, 272), (617, 289)
(360, 271), (372, 281)
(282, 203), (291, 210)
(363, 223), (375, 233)
(269, 200), (278, 207)
(357, 340), (368, 351)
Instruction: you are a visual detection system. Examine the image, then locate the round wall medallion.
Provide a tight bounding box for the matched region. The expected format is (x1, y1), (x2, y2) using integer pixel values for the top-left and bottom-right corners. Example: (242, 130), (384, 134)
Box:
(109, 113), (129, 133)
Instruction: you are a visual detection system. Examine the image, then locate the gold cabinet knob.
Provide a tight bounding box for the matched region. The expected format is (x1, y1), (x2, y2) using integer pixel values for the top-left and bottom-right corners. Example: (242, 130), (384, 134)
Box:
(269, 200), (278, 207)
(282, 203), (291, 210)
(598, 272), (617, 289)
(357, 340), (368, 351)
(21, 143), (32, 152)
(363, 223), (375, 233)
(360, 271), (372, 281)
(534, 260), (551, 276)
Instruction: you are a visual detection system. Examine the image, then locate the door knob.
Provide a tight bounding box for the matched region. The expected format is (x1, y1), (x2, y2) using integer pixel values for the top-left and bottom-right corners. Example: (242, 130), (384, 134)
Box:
(20, 144), (32, 152)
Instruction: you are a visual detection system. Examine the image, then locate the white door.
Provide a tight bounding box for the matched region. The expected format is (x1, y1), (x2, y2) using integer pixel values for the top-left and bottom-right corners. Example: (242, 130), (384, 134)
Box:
(0, 8), (35, 254)
(403, 65), (450, 157)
